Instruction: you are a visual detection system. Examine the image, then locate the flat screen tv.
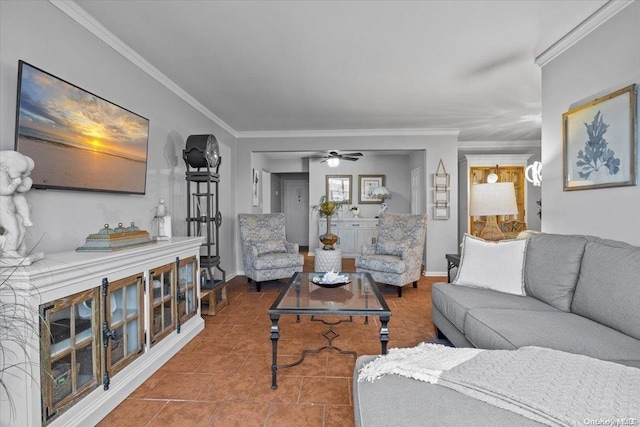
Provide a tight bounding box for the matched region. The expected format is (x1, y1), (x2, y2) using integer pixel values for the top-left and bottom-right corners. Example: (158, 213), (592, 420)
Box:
(14, 60), (149, 194)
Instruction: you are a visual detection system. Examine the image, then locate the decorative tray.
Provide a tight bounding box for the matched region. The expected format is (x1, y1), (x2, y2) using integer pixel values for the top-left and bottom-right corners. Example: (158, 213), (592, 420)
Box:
(311, 278), (351, 288)
(76, 223), (156, 252)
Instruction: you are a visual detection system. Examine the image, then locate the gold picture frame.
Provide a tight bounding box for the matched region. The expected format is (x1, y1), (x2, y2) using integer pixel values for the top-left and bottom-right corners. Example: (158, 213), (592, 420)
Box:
(563, 84), (637, 191)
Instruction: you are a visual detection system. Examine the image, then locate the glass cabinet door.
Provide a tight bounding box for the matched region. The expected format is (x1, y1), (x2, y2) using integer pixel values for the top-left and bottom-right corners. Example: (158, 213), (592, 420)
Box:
(149, 263), (175, 346)
(40, 288), (100, 424)
(177, 256), (198, 324)
(105, 274), (144, 377)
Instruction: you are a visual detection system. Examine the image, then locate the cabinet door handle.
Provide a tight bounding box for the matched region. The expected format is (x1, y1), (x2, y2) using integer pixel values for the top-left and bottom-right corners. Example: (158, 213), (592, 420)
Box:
(352, 224), (360, 227)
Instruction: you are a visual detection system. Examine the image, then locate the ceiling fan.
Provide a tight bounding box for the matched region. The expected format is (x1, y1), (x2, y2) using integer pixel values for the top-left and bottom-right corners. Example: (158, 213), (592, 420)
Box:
(304, 151), (364, 163)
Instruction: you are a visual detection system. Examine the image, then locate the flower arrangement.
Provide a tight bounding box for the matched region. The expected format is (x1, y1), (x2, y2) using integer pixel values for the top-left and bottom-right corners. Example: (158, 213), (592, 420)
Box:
(311, 196), (345, 217)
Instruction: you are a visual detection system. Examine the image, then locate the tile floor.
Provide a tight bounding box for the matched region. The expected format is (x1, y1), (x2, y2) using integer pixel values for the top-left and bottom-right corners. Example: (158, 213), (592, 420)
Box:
(98, 256), (443, 426)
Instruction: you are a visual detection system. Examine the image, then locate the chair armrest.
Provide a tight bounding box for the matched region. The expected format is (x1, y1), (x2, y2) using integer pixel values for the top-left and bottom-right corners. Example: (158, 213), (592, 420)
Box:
(402, 245), (422, 261)
(285, 242), (299, 253)
(361, 243), (376, 255)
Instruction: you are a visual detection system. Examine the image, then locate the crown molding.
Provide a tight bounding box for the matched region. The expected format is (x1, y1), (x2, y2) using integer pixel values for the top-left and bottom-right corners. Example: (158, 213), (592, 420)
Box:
(49, 0), (238, 137)
(235, 128), (460, 139)
(535, 0), (634, 67)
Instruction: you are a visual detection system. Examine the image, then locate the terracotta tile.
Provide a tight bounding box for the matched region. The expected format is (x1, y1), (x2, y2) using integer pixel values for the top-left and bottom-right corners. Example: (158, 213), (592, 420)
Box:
(197, 353), (247, 374)
(240, 353), (273, 375)
(206, 402), (270, 427)
(198, 374), (257, 401)
(326, 354), (356, 377)
(97, 398), (166, 427)
(278, 352), (327, 377)
(265, 403), (324, 427)
(128, 370), (167, 398)
(249, 375), (303, 404)
(145, 372), (208, 400)
(299, 377), (351, 405)
(160, 350), (208, 373)
(325, 405), (356, 427)
(148, 401), (218, 426)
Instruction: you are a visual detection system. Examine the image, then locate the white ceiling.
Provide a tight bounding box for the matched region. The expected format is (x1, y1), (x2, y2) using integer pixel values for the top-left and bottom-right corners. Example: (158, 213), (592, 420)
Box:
(74, 0), (610, 141)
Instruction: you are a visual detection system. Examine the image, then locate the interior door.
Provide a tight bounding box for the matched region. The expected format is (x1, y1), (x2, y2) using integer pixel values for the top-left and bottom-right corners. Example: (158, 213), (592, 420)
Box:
(284, 180), (309, 245)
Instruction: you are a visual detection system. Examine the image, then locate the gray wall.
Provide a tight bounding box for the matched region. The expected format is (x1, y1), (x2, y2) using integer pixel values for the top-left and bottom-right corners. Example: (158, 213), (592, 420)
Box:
(0, 1), (237, 274)
(540, 2), (640, 244)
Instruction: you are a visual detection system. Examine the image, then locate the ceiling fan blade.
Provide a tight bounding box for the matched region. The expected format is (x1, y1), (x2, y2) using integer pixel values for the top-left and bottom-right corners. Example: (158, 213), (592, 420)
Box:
(319, 158), (328, 163)
(341, 152), (363, 157)
(342, 156), (360, 161)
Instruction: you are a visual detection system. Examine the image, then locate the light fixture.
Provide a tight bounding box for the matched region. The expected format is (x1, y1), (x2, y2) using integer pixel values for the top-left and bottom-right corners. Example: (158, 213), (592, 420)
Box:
(525, 161), (542, 186)
(371, 186), (390, 201)
(470, 181), (518, 241)
(327, 157), (340, 167)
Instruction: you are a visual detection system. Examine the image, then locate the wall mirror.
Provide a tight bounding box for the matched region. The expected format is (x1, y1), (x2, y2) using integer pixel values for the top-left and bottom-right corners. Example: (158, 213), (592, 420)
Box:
(326, 175), (352, 204)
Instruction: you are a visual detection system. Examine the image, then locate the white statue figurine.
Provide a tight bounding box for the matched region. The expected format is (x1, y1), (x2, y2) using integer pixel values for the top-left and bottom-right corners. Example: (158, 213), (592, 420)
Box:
(376, 202), (387, 218)
(0, 150), (35, 259)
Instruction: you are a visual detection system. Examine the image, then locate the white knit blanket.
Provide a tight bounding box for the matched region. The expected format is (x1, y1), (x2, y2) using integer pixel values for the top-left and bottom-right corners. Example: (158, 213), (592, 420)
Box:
(358, 344), (640, 427)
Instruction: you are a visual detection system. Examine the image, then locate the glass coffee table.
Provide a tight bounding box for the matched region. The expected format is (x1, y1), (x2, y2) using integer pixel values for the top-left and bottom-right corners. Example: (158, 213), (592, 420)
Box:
(268, 271), (391, 389)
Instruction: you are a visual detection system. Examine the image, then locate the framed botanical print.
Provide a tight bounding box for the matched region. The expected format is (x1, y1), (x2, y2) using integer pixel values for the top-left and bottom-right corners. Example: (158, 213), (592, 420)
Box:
(563, 84), (637, 191)
(358, 175), (385, 204)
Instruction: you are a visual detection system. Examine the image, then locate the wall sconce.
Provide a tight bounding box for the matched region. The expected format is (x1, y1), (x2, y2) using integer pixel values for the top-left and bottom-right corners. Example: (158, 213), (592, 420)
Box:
(525, 161), (542, 186)
(327, 157), (340, 167)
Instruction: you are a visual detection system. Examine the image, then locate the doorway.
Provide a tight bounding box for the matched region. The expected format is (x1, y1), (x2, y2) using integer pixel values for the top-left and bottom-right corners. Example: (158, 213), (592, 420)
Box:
(284, 179), (309, 246)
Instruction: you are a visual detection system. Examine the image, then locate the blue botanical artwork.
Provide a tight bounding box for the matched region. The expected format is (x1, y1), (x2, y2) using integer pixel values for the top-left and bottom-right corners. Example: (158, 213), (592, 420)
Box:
(575, 111), (620, 179)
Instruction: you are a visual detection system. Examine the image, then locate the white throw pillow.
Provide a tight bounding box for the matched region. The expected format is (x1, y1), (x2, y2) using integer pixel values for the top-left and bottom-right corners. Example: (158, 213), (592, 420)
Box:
(452, 234), (527, 296)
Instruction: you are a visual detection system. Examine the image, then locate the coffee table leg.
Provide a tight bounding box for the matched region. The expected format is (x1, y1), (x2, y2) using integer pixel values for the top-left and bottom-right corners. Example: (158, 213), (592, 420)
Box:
(379, 315), (390, 354)
(270, 314), (280, 389)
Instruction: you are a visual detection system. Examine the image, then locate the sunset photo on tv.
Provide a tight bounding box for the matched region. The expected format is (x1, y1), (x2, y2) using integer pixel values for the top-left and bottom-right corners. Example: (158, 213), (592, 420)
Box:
(15, 61), (149, 194)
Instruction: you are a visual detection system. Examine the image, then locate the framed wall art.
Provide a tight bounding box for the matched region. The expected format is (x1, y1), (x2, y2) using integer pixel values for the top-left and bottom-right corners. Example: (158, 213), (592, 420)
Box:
(326, 175), (352, 203)
(563, 84), (637, 191)
(358, 175), (385, 204)
(252, 168), (259, 206)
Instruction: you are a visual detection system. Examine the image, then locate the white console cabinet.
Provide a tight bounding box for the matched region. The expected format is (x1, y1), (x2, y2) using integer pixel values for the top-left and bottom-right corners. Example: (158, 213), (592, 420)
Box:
(318, 218), (378, 257)
(0, 237), (204, 427)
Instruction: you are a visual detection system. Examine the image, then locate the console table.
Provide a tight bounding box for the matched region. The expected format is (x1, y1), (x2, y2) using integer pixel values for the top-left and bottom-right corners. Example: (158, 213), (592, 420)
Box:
(445, 253), (461, 282)
(0, 238), (204, 427)
(318, 218), (378, 257)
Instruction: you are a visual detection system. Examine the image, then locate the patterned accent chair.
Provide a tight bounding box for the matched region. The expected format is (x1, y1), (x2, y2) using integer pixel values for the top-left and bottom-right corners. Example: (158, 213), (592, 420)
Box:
(355, 214), (428, 297)
(238, 213), (304, 292)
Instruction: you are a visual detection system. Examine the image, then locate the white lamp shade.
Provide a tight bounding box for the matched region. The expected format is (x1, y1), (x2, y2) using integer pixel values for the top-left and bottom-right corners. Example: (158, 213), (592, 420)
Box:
(469, 182), (518, 216)
(327, 157), (340, 167)
(371, 186), (390, 199)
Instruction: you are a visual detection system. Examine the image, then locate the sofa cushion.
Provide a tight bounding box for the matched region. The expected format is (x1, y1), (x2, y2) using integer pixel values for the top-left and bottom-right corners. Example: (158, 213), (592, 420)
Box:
(464, 309), (640, 368)
(255, 239), (288, 256)
(452, 234), (527, 296)
(571, 241), (640, 340)
(524, 233), (587, 312)
(431, 283), (558, 332)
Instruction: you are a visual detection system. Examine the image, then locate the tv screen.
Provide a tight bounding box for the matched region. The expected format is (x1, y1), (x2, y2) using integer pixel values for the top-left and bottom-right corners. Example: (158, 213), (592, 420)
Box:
(14, 61), (149, 194)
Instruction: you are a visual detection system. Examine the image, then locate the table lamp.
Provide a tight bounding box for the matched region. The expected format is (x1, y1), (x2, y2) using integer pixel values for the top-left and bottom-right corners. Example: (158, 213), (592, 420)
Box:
(469, 175), (518, 241)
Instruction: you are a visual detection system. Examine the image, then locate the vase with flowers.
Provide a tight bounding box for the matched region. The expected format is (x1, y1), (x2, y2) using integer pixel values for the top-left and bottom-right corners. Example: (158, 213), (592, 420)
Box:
(311, 196), (340, 250)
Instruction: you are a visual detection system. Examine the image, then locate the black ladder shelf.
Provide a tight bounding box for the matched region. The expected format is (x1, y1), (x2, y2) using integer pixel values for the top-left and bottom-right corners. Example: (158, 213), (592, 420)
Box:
(183, 152), (226, 287)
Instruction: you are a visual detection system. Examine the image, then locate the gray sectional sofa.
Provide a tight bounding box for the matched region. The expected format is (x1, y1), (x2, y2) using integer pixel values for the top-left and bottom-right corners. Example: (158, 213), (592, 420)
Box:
(353, 233), (640, 426)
